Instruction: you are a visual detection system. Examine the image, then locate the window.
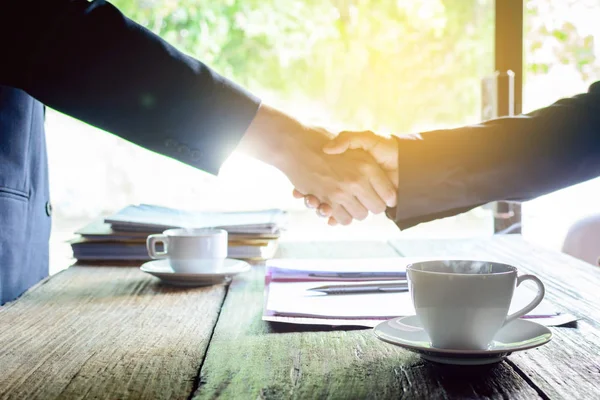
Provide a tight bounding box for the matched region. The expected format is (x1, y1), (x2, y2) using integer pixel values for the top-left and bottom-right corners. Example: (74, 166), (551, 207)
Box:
(521, 0), (600, 250)
(47, 0), (497, 272)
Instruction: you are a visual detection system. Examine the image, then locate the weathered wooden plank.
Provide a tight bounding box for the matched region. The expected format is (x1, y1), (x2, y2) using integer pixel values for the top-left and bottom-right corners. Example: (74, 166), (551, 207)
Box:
(507, 321), (600, 400)
(194, 241), (541, 399)
(0, 266), (226, 400)
(391, 236), (600, 400)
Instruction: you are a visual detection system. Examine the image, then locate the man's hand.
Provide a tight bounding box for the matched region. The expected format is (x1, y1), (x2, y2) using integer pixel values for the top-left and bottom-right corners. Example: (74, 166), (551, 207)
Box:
(236, 105), (397, 225)
(324, 131), (399, 174)
(293, 131), (399, 225)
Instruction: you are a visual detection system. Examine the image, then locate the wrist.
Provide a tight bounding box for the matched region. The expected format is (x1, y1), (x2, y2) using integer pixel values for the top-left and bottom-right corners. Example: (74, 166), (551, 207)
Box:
(238, 103), (332, 175)
(237, 103), (299, 170)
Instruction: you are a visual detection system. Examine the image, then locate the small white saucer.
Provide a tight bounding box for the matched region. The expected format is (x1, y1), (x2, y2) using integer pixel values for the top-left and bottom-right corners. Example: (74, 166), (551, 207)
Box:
(140, 259), (250, 287)
(374, 315), (552, 365)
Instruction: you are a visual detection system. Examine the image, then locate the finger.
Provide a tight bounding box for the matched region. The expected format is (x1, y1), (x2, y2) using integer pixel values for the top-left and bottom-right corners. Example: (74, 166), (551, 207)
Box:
(350, 159), (397, 209)
(331, 205), (353, 225)
(304, 197), (317, 209)
(304, 195), (321, 209)
(387, 169), (399, 188)
(292, 189), (305, 199)
(368, 168), (398, 208)
(317, 203), (333, 217)
(353, 179), (388, 214)
(339, 196), (369, 221)
(328, 217), (338, 226)
(323, 131), (378, 155)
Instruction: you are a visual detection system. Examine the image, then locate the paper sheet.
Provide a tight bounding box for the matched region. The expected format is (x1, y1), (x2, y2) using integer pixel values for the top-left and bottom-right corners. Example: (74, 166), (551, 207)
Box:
(263, 258), (577, 327)
(265, 281), (557, 319)
(105, 204), (287, 233)
(267, 258), (409, 282)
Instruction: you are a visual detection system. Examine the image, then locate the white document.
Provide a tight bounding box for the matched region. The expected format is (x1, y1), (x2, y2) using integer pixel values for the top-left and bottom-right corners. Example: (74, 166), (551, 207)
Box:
(266, 280), (557, 319)
(105, 204), (287, 233)
(267, 257), (410, 281)
(264, 257), (571, 327)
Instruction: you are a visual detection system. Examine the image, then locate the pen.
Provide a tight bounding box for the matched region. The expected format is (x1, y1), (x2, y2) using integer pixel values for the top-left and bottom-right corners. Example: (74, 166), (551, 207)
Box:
(307, 281), (409, 294)
(308, 272), (406, 279)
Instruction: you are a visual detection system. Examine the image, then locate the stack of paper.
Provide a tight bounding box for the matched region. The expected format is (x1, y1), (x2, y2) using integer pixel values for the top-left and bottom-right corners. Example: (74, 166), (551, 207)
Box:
(263, 258), (576, 327)
(70, 204), (286, 262)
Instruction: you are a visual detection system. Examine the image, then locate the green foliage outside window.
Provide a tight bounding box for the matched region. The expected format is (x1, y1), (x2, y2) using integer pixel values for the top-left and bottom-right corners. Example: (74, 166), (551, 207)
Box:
(112, 0), (597, 133)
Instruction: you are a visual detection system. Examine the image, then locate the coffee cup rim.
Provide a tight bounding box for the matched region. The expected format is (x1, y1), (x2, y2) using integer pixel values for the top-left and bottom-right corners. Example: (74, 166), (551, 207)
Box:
(162, 228), (228, 238)
(407, 260), (517, 276)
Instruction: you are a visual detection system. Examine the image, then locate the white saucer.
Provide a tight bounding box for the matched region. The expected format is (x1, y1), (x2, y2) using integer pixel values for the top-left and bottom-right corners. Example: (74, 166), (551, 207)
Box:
(140, 258), (251, 287)
(374, 315), (552, 365)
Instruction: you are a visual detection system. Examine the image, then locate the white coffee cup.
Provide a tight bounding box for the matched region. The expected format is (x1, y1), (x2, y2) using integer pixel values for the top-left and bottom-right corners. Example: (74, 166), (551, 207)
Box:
(407, 260), (545, 350)
(146, 228), (228, 273)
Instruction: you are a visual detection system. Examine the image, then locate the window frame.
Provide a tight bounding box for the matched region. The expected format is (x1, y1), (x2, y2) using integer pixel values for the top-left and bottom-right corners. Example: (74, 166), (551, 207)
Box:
(493, 0), (524, 233)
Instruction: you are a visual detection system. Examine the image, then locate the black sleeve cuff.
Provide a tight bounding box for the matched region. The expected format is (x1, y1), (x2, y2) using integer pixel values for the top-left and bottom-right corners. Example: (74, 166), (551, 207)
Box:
(386, 133), (490, 230)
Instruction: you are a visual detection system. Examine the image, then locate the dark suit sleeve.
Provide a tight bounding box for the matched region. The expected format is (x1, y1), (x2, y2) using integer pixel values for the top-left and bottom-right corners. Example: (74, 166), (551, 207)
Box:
(0, 0), (260, 175)
(388, 81), (600, 230)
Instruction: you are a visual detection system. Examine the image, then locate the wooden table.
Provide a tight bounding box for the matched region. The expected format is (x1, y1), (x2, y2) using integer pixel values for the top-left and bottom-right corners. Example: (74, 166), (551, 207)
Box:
(1, 236), (599, 399)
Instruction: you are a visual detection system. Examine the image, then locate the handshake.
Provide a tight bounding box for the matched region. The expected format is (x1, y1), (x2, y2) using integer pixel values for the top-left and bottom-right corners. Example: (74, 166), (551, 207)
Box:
(238, 104), (403, 226)
(292, 131), (399, 226)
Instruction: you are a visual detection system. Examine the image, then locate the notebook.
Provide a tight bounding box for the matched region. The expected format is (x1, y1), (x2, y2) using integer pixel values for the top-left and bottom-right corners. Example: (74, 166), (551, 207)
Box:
(105, 204), (287, 234)
(69, 204), (286, 262)
(70, 236), (279, 261)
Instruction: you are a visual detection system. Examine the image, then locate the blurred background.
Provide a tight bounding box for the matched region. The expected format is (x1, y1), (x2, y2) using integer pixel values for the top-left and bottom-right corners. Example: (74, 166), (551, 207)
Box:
(46, 0), (600, 273)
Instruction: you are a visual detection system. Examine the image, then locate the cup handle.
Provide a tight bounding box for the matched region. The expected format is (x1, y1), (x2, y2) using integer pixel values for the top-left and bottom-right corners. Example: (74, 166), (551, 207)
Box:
(503, 274), (545, 326)
(147, 234), (168, 259)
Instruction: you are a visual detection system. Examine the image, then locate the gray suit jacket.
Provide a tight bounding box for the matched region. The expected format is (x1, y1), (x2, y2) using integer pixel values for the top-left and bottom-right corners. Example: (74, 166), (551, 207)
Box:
(0, 0), (259, 304)
(389, 81), (600, 229)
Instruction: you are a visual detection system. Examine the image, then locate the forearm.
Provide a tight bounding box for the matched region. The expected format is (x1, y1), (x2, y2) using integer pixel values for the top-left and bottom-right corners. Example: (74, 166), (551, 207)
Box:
(236, 103), (337, 174)
(390, 81), (600, 229)
(237, 104), (304, 171)
(0, 0), (259, 175)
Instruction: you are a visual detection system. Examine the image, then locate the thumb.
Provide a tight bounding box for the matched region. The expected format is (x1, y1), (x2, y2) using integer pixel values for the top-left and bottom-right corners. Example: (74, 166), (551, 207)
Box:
(292, 189), (305, 199)
(323, 131), (375, 154)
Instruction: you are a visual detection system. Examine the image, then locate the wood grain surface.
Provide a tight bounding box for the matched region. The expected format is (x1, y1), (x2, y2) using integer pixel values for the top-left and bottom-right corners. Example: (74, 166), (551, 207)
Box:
(193, 240), (540, 399)
(3, 237), (600, 399)
(0, 266), (226, 400)
(391, 235), (600, 400)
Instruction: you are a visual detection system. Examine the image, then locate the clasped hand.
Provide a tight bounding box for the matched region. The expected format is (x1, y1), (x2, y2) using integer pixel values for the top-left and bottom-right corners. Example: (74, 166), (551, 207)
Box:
(237, 104), (399, 225)
(292, 130), (400, 226)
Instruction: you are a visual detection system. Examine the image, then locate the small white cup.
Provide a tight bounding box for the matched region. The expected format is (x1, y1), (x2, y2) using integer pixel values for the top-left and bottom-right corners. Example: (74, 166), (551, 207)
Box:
(407, 260), (545, 350)
(146, 228), (228, 273)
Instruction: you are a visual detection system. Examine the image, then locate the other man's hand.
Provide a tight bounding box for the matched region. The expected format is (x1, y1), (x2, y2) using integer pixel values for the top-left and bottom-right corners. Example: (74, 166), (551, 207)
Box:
(293, 131), (400, 225)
